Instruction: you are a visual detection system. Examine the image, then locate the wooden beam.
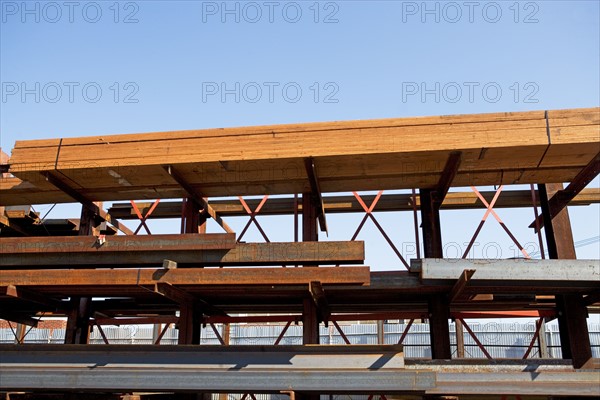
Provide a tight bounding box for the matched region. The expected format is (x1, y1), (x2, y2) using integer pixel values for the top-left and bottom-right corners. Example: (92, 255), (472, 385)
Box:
(0, 267), (371, 287)
(3, 108), (597, 205)
(163, 165), (233, 234)
(0, 240), (364, 268)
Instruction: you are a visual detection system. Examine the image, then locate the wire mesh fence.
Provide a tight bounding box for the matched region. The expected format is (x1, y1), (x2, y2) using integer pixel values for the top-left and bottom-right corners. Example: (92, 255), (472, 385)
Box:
(2, 320), (599, 359)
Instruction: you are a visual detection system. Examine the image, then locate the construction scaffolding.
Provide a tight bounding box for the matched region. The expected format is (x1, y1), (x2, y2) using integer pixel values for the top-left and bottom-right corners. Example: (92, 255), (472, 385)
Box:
(0, 107), (599, 399)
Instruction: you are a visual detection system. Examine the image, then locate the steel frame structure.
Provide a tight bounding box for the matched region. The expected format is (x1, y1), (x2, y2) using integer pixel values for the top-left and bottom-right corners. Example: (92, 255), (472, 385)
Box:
(1, 109), (599, 399)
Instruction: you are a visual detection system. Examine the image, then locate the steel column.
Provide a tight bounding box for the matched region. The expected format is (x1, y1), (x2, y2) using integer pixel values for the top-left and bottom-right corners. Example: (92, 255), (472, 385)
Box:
(302, 297), (319, 345)
(302, 190), (319, 343)
(302, 191), (318, 243)
(419, 189), (442, 259)
(420, 189), (452, 359)
(177, 302), (201, 345)
(64, 205), (97, 344)
(301, 190), (319, 400)
(181, 197), (201, 234)
(539, 183), (592, 369)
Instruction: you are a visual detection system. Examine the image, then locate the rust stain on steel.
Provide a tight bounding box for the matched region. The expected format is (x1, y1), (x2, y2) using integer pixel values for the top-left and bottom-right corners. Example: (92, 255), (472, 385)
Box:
(1, 241), (365, 267)
(0, 266), (371, 287)
(0, 233), (236, 253)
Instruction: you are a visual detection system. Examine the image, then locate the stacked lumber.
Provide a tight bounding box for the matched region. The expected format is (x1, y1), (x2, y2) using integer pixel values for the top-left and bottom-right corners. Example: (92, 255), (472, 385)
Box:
(2, 107), (598, 205)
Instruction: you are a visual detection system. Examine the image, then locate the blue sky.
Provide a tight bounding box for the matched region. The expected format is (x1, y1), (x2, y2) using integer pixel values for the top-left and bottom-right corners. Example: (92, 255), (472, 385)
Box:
(1, 0), (599, 264)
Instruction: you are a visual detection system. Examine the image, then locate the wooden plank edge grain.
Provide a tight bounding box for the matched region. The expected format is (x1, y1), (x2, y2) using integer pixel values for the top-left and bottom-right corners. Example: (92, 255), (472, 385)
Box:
(10, 109), (552, 149)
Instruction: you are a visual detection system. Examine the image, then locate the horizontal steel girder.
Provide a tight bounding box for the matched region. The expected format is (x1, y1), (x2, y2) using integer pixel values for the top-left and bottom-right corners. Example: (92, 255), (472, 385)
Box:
(0, 239), (365, 268)
(0, 344), (434, 393)
(412, 258), (600, 283)
(1, 346), (598, 396)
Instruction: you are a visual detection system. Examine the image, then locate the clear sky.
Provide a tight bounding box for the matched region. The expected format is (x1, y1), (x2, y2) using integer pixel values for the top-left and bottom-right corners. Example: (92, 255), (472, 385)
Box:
(1, 0), (599, 266)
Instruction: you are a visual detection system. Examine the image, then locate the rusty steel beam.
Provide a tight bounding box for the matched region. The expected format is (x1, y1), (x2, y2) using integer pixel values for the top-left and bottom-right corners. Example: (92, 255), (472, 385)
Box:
(92, 316), (178, 326)
(304, 157), (327, 233)
(0, 344), (425, 393)
(0, 215), (31, 236)
(530, 152), (600, 230)
(539, 183), (594, 370)
(1, 285), (66, 311)
(89, 310), (556, 326)
(154, 282), (195, 304)
(154, 282), (227, 317)
(1, 233), (235, 254)
(0, 266), (371, 287)
(414, 258), (600, 282)
(63, 203), (96, 345)
(1, 238), (362, 268)
(432, 151), (462, 204)
(108, 188), (600, 220)
(309, 281), (331, 322)
(41, 171), (133, 235)
(163, 165), (233, 234)
(449, 269), (475, 303)
(420, 184), (452, 360)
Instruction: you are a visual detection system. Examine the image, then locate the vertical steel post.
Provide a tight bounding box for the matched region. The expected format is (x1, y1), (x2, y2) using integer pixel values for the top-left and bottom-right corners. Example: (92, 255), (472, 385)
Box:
(377, 320), (385, 344)
(455, 320), (465, 358)
(64, 205), (97, 344)
(300, 190), (320, 400)
(302, 191), (319, 345)
(420, 189), (452, 359)
(177, 198), (204, 400)
(539, 183), (592, 369)
(537, 318), (549, 358)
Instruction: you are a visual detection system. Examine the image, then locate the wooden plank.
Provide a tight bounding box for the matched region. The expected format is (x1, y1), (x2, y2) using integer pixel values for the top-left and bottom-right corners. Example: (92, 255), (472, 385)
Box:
(5, 111), (555, 169)
(11, 109), (548, 148)
(9, 124), (550, 170)
(2, 108), (597, 205)
(0, 240), (365, 268)
(0, 267), (371, 287)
